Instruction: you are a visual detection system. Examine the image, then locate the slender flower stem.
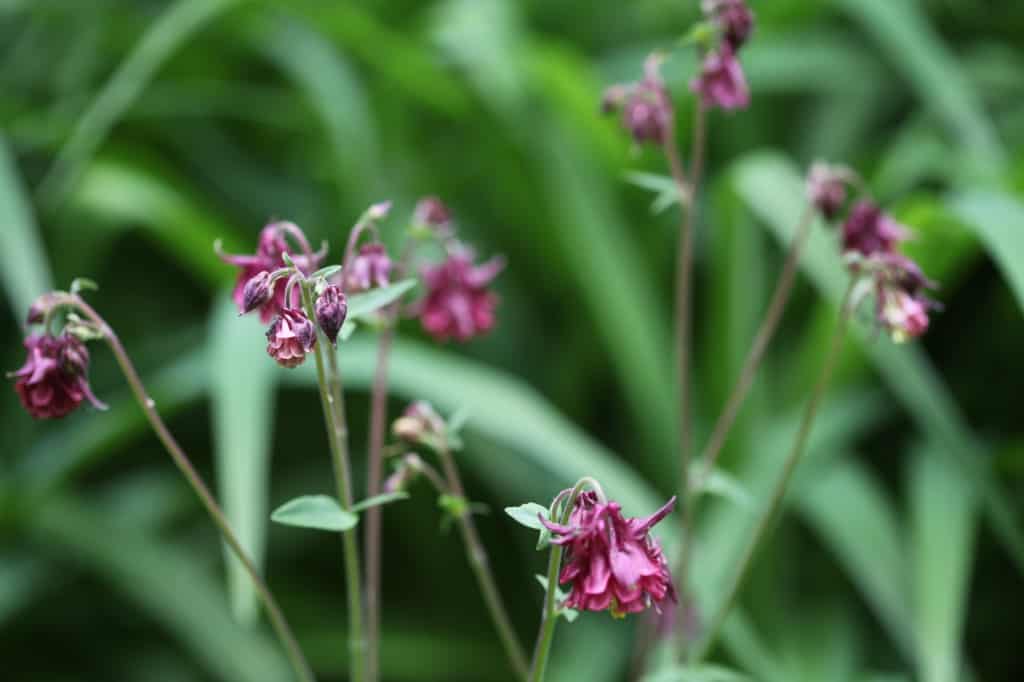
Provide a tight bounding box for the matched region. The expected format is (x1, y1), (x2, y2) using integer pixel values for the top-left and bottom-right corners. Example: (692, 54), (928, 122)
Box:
(689, 282), (857, 664)
(696, 206), (816, 484)
(436, 443), (530, 681)
(668, 103), (707, 657)
(300, 285), (366, 682)
(363, 322), (394, 682)
(68, 296), (316, 682)
(528, 478), (605, 682)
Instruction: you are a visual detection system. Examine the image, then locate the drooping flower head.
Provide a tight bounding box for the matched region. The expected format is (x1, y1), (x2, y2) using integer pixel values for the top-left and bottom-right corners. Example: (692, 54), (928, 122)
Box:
(392, 400), (447, 444)
(806, 162), (853, 220)
(417, 243), (504, 343)
(10, 333), (106, 419)
(602, 55), (673, 145)
(703, 0), (755, 50)
(542, 492), (677, 617)
(265, 308), (316, 368)
(690, 44), (750, 111)
(870, 253), (940, 343)
(344, 243), (392, 293)
(218, 221), (325, 323)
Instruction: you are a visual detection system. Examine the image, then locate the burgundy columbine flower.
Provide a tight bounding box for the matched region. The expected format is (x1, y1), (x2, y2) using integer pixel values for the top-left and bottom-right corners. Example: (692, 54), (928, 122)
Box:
(344, 243), (392, 293)
(315, 285), (348, 345)
(265, 308), (316, 368)
(841, 201), (909, 257)
(417, 245), (504, 342)
(871, 253), (939, 342)
(703, 0), (755, 50)
(690, 45), (750, 111)
(10, 333), (106, 419)
(414, 197), (454, 237)
(541, 492), (677, 617)
(218, 221), (325, 323)
(602, 56), (672, 145)
(806, 162), (851, 220)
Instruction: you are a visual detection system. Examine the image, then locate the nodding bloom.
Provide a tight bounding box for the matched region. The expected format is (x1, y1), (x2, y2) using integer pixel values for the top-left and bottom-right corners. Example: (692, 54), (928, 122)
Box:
(265, 308), (316, 368)
(842, 201), (909, 257)
(218, 221), (325, 323)
(315, 285), (348, 346)
(871, 253), (940, 342)
(10, 333), (106, 419)
(344, 243), (392, 293)
(417, 244), (504, 343)
(541, 492), (677, 617)
(414, 197), (454, 237)
(602, 56), (673, 145)
(690, 44), (750, 111)
(703, 0), (755, 50)
(806, 162), (851, 220)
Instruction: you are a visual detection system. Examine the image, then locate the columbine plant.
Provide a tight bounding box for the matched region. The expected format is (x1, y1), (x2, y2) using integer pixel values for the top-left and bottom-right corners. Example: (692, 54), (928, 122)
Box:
(11, 3), (950, 680)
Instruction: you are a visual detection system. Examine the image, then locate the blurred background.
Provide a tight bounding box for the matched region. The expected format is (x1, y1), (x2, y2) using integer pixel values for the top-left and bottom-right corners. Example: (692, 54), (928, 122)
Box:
(2, 1), (1023, 680)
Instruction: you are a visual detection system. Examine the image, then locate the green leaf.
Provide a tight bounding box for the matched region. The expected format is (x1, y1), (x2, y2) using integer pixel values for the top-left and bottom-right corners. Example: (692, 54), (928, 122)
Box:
(346, 279), (417, 319)
(350, 492), (410, 513)
(835, 0), (1004, 175)
(504, 502), (549, 531)
(908, 447), (978, 682)
(0, 134), (53, 319)
(38, 0), (247, 209)
(28, 494), (293, 682)
(948, 191), (1024, 313)
(210, 294), (277, 626)
(270, 495), (358, 532)
(311, 264), (342, 281)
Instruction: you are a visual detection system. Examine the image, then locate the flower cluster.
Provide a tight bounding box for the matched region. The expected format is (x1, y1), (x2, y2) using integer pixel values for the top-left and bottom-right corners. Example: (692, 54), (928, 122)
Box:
(217, 221), (325, 323)
(541, 492), (677, 617)
(807, 163), (940, 342)
(691, 0), (753, 111)
(11, 332), (105, 419)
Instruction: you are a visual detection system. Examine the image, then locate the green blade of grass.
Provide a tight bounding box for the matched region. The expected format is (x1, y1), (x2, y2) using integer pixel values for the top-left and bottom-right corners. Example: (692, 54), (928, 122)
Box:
(948, 191), (1024, 313)
(0, 133), (53, 320)
(210, 294), (277, 626)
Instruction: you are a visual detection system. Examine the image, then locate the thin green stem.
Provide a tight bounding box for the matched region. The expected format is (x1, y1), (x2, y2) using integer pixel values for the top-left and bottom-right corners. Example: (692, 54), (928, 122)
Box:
(69, 296), (315, 682)
(528, 478), (605, 682)
(300, 286), (366, 682)
(436, 443), (530, 681)
(690, 281), (857, 664)
(669, 102), (707, 658)
(363, 321), (394, 682)
(697, 206), (816, 483)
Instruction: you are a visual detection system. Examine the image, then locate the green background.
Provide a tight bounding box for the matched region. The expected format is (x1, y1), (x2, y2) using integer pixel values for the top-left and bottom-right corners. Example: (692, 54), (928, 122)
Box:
(2, 1), (1023, 681)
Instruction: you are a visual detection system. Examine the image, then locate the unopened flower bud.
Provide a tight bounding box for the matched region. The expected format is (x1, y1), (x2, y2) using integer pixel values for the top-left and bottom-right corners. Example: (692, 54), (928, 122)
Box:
(806, 162), (850, 220)
(368, 201), (392, 221)
(241, 271), (274, 314)
(265, 309), (316, 368)
(26, 292), (60, 325)
(690, 44), (750, 111)
(315, 285), (348, 345)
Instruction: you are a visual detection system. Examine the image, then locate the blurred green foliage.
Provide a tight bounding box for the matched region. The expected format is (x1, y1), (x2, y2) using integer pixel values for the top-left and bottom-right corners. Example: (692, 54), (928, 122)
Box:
(2, 1), (1023, 681)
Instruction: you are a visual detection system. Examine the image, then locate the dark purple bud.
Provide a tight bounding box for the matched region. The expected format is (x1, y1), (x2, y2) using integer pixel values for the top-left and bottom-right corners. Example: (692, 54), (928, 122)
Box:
(241, 271), (273, 314)
(842, 201), (909, 257)
(315, 285), (348, 345)
(265, 309), (316, 368)
(690, 45), (750, 111)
